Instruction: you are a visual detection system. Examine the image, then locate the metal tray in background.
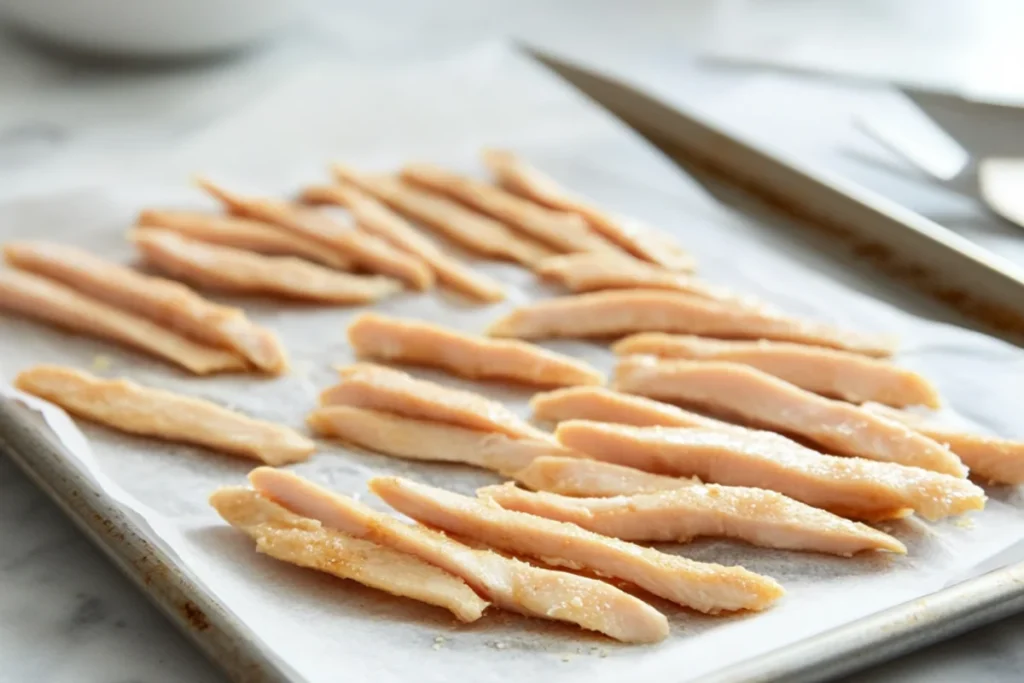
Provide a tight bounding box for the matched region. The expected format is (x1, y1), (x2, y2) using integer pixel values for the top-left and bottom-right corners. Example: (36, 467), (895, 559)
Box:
(4, 49), (1024, 683)
(535, 50), (1024, 347)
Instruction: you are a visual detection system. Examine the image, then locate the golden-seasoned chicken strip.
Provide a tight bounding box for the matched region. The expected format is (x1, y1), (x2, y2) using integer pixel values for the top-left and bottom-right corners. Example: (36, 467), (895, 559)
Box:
(17, 365), (314, 465)
(348, 312), (604, 387)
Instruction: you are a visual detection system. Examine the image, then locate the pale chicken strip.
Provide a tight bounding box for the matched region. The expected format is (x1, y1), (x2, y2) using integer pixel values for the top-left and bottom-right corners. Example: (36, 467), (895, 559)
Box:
(555, 421), (985, 521)
(320, 363), (551, 440)
(348, 313), (604, 387)
(17, 366), (314, 465)
(136, 209), (353, 270)
(372, 476), (785, 612)
(401, 163), (621, 255)
(0, 270), (244, 375)
(478, 483), (905, 557)
(481, 148), (695, 271)
(331, 164), (553, 267)
(210, 487), (488, 622)
(532, 386), (736, 430)
(198, 178), (432, 290)
(513, 456), (699, 497)
(249, 468), (668, 643)
(536, 252), (741, 301)
(615, 356), (964, 476)
(863, 403), (1024, 485)
(4, 241), (287, 374)
(308, 406), (581, 476)
(614, 334), (939, 408)
(133, 229), (400, 304)
(488, 290), (897, 357)
(303, 184), (504, 302)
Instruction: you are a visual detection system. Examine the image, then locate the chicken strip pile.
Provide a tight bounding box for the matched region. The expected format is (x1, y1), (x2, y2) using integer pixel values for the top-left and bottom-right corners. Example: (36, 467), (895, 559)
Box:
(320, 363), (550, 440)
(614, 356), (965, 477)
(5, 241), (287, 373)
(554, 420), (985, 521)
(0, 269), (246, 375)
(303, 183), (505, 302)
(247, 468), (670, 643)
(210, 486), (489, 622)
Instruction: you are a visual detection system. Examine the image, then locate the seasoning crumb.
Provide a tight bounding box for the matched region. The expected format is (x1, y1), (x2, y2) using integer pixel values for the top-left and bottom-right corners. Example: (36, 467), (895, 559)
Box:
(561, 654), (574, 663)
(494, 642), (507, 650)
(432, 643), (442, 651)
(599, 649), (609, 658)
(91, 355), (112, 371)
(434, 636), (446, 644)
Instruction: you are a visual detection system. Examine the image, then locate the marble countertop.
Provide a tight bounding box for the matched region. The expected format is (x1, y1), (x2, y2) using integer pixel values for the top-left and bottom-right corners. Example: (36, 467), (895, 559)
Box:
(2, 2), (1023, 681)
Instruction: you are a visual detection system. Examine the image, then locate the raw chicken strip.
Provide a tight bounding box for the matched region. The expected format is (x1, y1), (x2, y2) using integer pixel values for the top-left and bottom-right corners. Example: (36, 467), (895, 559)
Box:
(401, 163), (620, 255)
(308, 406), (581, 476)
(488, 290), (897, 357)
(615, 356), (964, 476)
(210, 487), (488, 622)
(331, 164), (553, 267)
(136, 209), (353, 270)
(614, 334), (939, 408)
(17, 365), (314, 465)
(531, 386), (735, 430)
(477, 483), (905, 557)
(0, 270), (244, 375)
(863, 403), (1024, 485)
(133, 229), (400, 304)
(303, 184), (504, 302)
(481, 149), (695, 271)
(555, 421), (985, 521)
(347, 312), (604, 387)
(513, 456), (698, 497)
(536, 252), (739, 301)
(198, 178), (432, 289)
(320, 363), (551, 440)
(249, 468), (668, 643)
(4, 241), (287, 374)
(372, 476), (785, 612)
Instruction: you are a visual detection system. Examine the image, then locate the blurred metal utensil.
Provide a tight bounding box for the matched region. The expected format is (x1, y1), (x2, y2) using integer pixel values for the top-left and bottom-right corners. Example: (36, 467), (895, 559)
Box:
(858, 112), (1024, 230)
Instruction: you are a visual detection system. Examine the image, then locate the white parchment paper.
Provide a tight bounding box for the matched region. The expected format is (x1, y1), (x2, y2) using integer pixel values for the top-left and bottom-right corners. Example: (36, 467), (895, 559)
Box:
(2, 44), (1024, 682)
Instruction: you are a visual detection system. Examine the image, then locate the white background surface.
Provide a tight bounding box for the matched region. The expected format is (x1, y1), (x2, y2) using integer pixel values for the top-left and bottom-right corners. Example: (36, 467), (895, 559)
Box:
(2, 2), (1024, 682)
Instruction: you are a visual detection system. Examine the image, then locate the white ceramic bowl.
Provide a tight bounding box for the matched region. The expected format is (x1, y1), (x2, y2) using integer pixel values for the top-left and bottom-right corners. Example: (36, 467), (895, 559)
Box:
(0, 0), (305, 58)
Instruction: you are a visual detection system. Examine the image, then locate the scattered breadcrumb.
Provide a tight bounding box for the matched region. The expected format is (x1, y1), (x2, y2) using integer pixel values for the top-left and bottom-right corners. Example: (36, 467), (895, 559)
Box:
(954, 516), (976, 529)
(90, 355), (112, 371)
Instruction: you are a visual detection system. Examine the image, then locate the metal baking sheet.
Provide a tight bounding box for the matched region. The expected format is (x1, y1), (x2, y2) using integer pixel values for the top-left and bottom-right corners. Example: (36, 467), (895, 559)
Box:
(2, 44), (1024, 683)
